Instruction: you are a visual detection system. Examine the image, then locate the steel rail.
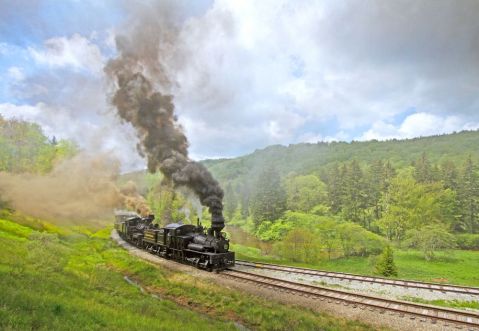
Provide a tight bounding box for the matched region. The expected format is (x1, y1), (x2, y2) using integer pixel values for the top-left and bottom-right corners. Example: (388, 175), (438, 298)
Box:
(235, 260), (479, 296)
(223, 269), (479, 329)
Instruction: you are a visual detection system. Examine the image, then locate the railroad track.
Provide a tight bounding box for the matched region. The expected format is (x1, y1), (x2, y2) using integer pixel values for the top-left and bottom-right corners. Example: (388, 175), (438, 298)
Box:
(236, 260), (479, 296)
(222, 269), (479, 330)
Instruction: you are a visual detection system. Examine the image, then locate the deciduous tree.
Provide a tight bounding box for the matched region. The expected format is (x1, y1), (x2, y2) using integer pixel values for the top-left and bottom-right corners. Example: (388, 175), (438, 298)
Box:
(405, 224), (456, 260)
(285, 174), (327, 212)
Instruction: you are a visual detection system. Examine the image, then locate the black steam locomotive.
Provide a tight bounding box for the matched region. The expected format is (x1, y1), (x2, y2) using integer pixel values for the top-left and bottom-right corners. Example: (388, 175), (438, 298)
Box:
(114, 211), (235, 271)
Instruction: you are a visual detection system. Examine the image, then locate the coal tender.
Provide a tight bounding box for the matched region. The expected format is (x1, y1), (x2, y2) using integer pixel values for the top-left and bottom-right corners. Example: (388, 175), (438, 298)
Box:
(115, 211), (235, 271)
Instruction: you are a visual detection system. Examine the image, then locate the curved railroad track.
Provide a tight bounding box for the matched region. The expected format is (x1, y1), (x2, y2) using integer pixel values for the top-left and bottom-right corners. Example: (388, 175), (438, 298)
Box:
(236, 260), (479, 296)
(222, 268), (479, 330)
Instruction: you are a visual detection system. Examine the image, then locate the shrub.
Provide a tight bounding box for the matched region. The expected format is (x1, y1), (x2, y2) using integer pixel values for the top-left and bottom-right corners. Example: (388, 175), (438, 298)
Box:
(455, 234), (479, 250)
(405, 224), (456, 260)
(275, 228), (320, 263)
(374, 246), (398, 277)
(27, 232), (68, 272)
(338, 222), (385, 257)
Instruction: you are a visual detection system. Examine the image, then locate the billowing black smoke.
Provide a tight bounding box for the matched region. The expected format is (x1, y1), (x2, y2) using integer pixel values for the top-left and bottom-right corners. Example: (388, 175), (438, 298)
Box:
(105, 33), (225, 235)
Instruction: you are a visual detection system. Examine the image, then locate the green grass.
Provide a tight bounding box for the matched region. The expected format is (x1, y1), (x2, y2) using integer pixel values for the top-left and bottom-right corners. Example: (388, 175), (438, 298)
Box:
(0, 217), (383, 331)
(233, 243), (479, 287)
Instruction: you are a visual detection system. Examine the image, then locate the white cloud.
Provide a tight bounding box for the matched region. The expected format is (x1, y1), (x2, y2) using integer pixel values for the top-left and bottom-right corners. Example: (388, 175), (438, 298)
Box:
(7, 66), (25, 82)
(358, 112), (479, 141)
(164, 0), (479, 155)
(28, 34), (105, 74)
(0, 103), (40, 121)
(0, 102), (93, 139)
(299, 131), (349, 144)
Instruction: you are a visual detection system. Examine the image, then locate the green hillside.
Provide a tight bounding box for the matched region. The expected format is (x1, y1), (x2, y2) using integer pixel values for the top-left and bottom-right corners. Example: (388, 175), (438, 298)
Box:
(0, 212), (379, 331)
(203, 130), (479, 183)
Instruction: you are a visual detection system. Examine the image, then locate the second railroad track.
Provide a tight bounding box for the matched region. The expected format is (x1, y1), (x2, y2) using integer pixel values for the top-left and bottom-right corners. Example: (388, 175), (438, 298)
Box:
(235, 260), (479, 296)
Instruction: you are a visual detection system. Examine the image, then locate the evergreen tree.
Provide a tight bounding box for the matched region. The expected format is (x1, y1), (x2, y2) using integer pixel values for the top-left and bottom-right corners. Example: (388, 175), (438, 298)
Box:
(414, 152), (435, 183)
(375, 246), (398, 277)
(342, 160), (367, 225)
(367, 160), (384, 220)
(441, 160), (462, 231)
(382, 160), (396, 192)
(224, 182), (237, 221)
(239, 183), (251, 219)
(441, 160), (459, 190)
(251, 166), (287, 228)
(326, 164), (344, 213)
(457, 156), (479, 233)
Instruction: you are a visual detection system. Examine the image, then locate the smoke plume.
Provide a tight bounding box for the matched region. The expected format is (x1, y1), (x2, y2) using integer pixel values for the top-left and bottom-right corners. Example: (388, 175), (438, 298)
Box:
(0, 153), (150, 225)
(104, 5), (225, 233)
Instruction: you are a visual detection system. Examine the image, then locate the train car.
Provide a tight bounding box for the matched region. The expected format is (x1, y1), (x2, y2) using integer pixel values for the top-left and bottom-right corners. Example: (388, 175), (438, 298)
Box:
(114, 211), (235, 271)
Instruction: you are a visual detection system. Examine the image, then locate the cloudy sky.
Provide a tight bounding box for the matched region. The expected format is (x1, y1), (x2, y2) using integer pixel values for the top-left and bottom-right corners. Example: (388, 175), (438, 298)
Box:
(1, 0), (479, 169)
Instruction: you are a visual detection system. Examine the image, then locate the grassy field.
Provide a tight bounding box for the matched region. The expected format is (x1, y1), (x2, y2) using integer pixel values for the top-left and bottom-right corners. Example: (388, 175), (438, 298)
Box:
(232, 243), (479, 287)
(0, 215), (383, 331)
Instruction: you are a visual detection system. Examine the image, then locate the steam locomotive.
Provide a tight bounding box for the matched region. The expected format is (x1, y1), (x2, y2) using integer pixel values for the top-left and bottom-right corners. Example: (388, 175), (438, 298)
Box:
(114, 211), (235, 271)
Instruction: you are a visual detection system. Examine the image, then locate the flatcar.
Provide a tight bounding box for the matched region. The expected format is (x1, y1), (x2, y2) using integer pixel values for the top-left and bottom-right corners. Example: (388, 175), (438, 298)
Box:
(114, 211), (235, 271)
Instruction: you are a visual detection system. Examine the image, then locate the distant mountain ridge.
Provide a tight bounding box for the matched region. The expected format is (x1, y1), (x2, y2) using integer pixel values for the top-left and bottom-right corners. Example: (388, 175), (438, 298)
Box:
(202, 130), (479, 184)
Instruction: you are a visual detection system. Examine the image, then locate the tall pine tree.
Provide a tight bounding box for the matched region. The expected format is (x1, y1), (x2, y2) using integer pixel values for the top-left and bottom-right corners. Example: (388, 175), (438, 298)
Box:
(367, 160), (384, 220)
(441, 160), (459, 190)
(224, 183), (238, 221)
(457, 156), (479, 233)
(251, 166), (287, 228)
(342, 160), (367, 225)
(326, 163), (344, 214)
(414, 152), (435, 183)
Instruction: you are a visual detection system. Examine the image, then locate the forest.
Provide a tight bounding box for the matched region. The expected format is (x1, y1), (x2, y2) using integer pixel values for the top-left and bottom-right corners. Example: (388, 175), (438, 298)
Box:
(204, 133), (479, 265)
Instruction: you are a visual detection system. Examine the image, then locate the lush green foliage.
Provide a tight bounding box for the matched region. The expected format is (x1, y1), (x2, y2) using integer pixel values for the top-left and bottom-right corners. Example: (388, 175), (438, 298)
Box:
(0, 115), (77, 174)
(455, 233), (479, 249)
(377, 174), (455, 242)
(405, 224), (457, 260)
(206, 133), (479, 262)
(253, 211), (385, 263)
(284, 174), (327, 212)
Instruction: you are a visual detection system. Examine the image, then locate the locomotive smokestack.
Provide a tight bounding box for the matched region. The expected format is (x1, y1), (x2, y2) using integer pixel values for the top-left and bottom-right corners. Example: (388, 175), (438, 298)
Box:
(210, 214), (225, 237)
(104, 11), (225, 234)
